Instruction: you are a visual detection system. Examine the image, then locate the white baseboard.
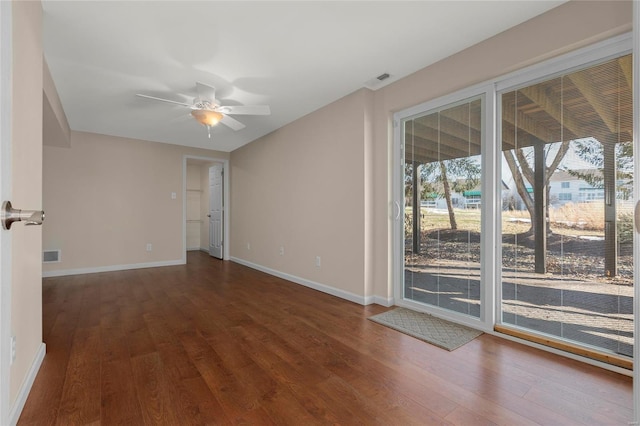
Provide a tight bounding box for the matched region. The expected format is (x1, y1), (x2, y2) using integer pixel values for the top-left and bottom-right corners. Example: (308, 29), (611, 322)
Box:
(9, 343), (45, 426)
(370, 296), (394, 307)
(42, 259), (185, 278)
(230, 257), (388, 306)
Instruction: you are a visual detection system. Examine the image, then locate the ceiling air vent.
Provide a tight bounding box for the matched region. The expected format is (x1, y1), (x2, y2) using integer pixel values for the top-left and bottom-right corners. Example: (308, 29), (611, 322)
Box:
(43, 250), (61, 263)
(364, 72), (392, 90)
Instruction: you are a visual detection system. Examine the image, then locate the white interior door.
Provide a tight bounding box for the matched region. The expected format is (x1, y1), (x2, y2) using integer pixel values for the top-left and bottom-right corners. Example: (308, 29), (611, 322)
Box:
(209, 164), (223, 259)
(1, 2), (45, 423)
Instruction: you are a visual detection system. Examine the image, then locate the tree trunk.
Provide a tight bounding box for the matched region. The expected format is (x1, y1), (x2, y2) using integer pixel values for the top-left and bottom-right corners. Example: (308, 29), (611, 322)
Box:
(412, 162), (421, 253)
(439, 161), (457, 230)
(506, 141), (570, 234)
(504, 150), (534, 232)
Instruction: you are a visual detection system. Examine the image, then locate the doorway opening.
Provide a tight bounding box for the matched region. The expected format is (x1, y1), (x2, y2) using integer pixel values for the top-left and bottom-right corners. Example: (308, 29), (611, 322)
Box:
(184, 156), (229, 262)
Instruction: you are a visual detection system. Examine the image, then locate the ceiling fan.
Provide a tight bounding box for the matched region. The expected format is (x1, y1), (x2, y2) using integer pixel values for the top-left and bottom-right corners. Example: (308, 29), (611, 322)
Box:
(136, 82), (270, 138)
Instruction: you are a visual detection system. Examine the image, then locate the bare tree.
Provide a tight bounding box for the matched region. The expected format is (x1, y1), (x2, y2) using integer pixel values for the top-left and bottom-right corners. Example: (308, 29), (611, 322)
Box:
(503, 140), (571, 233)
(439, 161), (457, 230)
(421, 157), (481, 230)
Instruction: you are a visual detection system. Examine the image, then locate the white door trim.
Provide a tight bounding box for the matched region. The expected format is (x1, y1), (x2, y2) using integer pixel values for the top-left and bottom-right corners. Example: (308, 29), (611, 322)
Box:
(183, 155), (229, 261)
(0, 1), (12, 424)
(208, 164), (223, 259)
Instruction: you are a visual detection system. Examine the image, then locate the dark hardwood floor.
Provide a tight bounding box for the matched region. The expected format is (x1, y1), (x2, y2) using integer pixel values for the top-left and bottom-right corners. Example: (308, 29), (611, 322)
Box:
(19, 251), (633, 425)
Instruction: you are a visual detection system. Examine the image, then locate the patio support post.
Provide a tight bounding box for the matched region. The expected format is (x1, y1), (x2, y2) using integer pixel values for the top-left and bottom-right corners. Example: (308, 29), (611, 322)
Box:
(412, 161), (421, 254)
(603, 140), (617, 277)
(534, 141), (547, 274)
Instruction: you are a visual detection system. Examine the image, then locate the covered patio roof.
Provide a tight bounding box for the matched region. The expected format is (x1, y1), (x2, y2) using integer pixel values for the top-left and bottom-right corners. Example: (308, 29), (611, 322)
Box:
(404, 54), (632, 164)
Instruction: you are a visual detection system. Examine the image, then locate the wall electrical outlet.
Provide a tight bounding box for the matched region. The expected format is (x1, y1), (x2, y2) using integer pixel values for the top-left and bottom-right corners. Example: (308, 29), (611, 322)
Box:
(315, 256), (321, 268)
(171, 192), (177, 199)
(279, 246), (284, 256)
(146, 243), (152, 252)
(247, 242), (251, 250)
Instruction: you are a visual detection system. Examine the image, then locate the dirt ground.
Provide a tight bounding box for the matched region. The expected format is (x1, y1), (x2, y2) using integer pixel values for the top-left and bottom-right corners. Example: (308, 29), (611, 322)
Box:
(404, 228), (634, 357)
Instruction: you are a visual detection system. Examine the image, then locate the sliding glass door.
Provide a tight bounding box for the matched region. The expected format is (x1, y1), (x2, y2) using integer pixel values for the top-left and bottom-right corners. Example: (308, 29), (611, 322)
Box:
(500, 54), (634, 358)
(395, 38), (634, 367)
(403, 96), (484, 319)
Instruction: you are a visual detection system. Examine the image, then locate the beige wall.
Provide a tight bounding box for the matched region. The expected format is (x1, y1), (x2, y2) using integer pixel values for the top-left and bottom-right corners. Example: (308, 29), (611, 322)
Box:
(229, 1), (632, 304)
(10, 0), (43, 407)
(230, 89), (369, 297)
(43, 131), (228, 274)
(43, 60), (70, 148)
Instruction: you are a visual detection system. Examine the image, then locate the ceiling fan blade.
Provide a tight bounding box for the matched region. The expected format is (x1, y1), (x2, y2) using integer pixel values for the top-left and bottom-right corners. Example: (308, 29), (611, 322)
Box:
(136, 94), (192, 107)
(222, 105), (271, 115)
(195, 82), (217, 103)
(220, 114), (246, 131)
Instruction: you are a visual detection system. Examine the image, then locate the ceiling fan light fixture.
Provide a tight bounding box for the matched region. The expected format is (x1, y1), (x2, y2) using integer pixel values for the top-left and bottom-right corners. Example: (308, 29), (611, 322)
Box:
(191, 109), (223, 127)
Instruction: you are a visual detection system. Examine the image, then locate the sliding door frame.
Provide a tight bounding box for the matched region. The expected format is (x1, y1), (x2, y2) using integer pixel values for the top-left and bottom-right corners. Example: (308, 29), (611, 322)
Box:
(392, 32), (635, 369)
(494, 34), (633, 338)
(393, 83), (496, 332)
(632, 1), (639, 422)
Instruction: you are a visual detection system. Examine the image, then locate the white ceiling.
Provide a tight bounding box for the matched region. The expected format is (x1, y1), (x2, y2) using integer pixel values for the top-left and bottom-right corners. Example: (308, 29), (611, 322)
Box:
(42, 1), (565, 152)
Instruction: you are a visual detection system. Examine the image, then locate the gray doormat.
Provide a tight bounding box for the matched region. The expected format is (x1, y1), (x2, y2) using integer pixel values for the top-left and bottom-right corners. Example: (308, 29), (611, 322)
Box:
(369, 307), (483, 351)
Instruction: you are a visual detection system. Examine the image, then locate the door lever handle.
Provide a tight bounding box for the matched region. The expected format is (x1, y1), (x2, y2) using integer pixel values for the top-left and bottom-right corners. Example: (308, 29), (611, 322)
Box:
(393, 201), (401, 220)
(1, 201), (45, 230)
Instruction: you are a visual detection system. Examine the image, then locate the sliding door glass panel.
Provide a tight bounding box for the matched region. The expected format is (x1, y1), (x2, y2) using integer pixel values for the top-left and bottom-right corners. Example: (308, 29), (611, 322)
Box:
(404, 97), (483, 318)
(501, 55), (634, 357)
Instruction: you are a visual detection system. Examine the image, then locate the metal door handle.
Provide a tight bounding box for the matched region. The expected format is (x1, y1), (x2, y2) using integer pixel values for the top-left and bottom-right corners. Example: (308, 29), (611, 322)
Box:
(393, 201), (401, 220)
(1, 201), (45, 230)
